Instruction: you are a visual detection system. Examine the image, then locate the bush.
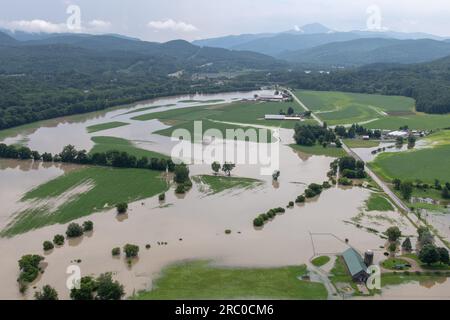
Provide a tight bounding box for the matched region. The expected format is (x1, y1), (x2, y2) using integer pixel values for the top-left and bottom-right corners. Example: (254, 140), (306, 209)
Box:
(304, 188), (317, 198)
(175, 184), (186, 194)
(288, 201), (294, 207)
(253, 217), (264, 227)
(66, 223), (84, 238)
(225, 229), (232, 234)
(34, 285), (58, 300)
(43, 241), (54, 251)
(53, 234), (65, 246)
(82, 221), (93, 232)
(123, 244), (139, 258)
(338, 177), (353, 186)
(295, 195), (305, 203)
(116, 203), (128, 214)
(111, 247), (120, 256)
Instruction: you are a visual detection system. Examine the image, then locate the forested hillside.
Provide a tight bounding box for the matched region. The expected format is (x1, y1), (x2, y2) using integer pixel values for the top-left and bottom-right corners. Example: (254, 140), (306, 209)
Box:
(0, 32), (285, 130)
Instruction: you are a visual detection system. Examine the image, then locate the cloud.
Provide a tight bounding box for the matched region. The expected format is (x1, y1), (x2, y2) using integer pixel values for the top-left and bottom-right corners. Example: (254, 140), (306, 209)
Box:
(0, 19), (112, 34)
(0, 19), (67, 33)
(88, 20), (112, 30)
(147, 19), (198, 32)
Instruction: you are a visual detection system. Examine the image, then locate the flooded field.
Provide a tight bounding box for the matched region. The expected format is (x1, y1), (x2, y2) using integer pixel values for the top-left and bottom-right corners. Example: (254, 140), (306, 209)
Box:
(0, 91), (448, 300)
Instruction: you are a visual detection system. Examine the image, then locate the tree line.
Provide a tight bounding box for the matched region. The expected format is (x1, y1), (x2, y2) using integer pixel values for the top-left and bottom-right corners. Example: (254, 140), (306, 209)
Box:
(0, 143), (176, 172)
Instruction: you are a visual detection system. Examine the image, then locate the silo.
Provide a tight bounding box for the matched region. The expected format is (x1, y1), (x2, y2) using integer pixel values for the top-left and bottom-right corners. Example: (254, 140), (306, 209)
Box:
(364, 250), (374, 266)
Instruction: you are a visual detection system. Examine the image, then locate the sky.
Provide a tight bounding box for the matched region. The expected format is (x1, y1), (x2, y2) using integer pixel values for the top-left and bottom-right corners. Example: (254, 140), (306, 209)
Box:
(0, 0), (449, 42)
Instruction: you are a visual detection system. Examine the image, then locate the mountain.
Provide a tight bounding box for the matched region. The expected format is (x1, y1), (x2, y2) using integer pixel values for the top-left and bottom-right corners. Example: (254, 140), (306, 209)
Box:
(0, 32), (17, 45)
(0, 31), (285, 74)
(193, 23), (448, 57)
(279, 38), (450, 66)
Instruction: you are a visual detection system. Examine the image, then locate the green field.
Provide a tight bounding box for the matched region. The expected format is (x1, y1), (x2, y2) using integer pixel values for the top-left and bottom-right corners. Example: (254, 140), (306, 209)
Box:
(369, 145), (450, 184)
(381, 258), (411, 270)
(155, 119), (274, 143)
(90, 136), (169, 159)
(192, 175), (263, 195)
(86, 121), (129, 133)
(295, 90), (415, 126)
(132, 100), (317, 130)
(1, 167), (169, 237)
(365, 193), (394, 211)
(133, 261), (327, 300)
(366, 113), (450, 131)
(344, 139), (380, 148)
(121, 104), (176, 115)
(290, 144), (347, 158)
(311, 256), (331, 267)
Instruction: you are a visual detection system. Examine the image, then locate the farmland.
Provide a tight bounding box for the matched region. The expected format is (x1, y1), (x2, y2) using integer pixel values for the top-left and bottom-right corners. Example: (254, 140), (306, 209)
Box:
(133, 261), (327, 300)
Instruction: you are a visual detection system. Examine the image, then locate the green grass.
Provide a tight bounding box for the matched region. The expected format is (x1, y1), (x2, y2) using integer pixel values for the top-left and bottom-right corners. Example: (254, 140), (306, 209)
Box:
(365, 193), (394, 211)
(366, 113), (450, 131)
(1, 167), (169, 237)
(132, 100), (317, 129)
(381, 258), (411, 270)
(290, 144), (347, 158)
(86, 121), (129, 133)
(192, 175), (263, 195)
(311, 256), (331, 267)
(121, 104), (176, 115)
(369, 144), (450, 184)
(154, 119), (275, 143)
(295, 90), (415, 126)
(344, 139), (380, 148)
(90, 136), (169, 159)
(401, 254), (450, 271)
(133, 261), (327, 300)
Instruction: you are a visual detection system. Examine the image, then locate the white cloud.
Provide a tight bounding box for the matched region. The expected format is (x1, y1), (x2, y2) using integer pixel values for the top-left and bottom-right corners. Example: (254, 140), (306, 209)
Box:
(147, 19), (198, 32)
(0, 19), (67, 33)
(88, 20), (112, 30)
(0, 19), (112, 34)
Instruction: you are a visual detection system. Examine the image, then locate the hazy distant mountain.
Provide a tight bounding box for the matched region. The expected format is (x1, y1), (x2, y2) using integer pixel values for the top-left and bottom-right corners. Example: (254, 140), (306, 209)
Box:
(0, 31), (285, 74)
(280, 38), (450, 66)
(0, 31), (17, 45)
(193, 23), (448, 57)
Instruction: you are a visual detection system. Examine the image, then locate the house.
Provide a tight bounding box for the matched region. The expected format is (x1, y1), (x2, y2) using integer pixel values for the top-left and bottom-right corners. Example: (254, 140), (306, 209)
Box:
(387, 130), (409, 139)
(342, 248), (369, 283)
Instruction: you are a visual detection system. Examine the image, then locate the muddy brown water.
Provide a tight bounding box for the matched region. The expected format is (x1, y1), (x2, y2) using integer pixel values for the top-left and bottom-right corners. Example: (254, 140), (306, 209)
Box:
(0, 91), (447, 300)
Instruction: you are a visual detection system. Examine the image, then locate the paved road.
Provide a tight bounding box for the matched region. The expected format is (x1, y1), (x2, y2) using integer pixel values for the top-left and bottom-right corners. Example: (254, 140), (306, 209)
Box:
(289, 89), (450, 249)
(288, 88), (410, 213)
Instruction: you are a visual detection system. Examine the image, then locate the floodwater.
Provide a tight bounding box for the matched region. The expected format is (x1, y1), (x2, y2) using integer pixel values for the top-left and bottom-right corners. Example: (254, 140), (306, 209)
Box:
(0, 91), (447, 300)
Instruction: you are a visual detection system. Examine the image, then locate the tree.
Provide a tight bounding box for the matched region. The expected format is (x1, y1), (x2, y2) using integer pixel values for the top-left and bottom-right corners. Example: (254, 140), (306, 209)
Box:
(116, 203), (128, 214)
(70, 276), (98, 300)
(112, 247), (120, 256)
(222, 162), (235, 176)
(59, 145), (78, 162)
(211, 161), (221, 175)
(400, 181), (413, 200)
(287, 107), (294, 115)
(272, 170), (280, 181)
(442, 187), (450, 199)
(437, 247), (450, 265)
(35, 285), (58, 300)
(96, 273), (125, 300)
(392, 178), (402, 190)
(18, 255), (44, 284)
(66, 223), (84, 238)
(253, 217), (264, 227)
(419, 245), (440, 265)
(401, 237), (412, 252)
(418, 227), (434, 246)
(82, 220), (94, 232)
(388, 242), (397, 254)
(53, 234), (65, 246)
(43, 241), (54, 251)
(386, 226), (401, 242)
(123, 244), (139, 258)
(174, 163), (190, 183)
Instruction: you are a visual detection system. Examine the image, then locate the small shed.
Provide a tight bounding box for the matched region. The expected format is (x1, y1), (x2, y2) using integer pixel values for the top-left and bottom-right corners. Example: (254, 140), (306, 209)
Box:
(342, 248), (369, 283)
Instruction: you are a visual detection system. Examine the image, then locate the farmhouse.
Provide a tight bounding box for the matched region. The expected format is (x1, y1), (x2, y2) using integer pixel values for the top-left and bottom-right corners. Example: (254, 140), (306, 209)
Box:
(342, 248), (369, 283)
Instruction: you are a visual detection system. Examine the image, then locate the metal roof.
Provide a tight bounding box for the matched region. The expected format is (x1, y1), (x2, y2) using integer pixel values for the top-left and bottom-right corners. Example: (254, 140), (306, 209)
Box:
(342, 248), (367, 277)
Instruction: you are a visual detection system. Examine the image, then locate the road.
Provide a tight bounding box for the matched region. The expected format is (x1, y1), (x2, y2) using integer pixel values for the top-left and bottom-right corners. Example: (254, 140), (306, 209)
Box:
(289, 89), (450, 249)
(287, 88), (410, 213)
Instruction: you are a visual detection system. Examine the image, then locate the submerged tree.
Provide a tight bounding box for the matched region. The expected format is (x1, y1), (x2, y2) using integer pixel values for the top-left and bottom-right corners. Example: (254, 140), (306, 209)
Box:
(35, 285), (58, 300)
(211, 161), (221, 175)
(222, 162), (235, 176)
